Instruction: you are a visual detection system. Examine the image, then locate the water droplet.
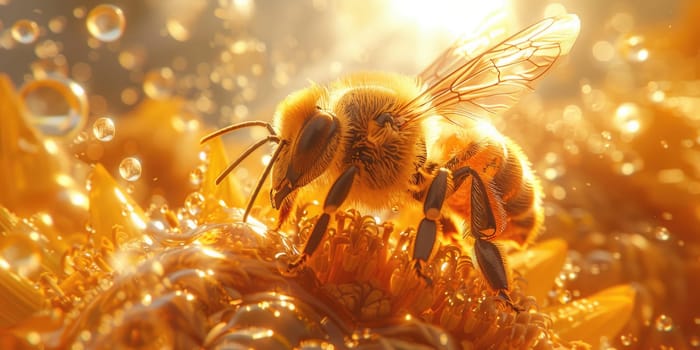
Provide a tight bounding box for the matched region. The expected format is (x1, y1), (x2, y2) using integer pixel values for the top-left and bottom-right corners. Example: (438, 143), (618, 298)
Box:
(614, 102), (644, 137)
(557, 289), (572, 304)
(690, 335), (700, 347)
(166, 18), (190, 42)
(654, 314), (673, 332)
(92, 117), (115, 141)
(184, 192), (205, 216)
(119, 157), (142, 181)
(86, 4), (125, 42)
(48, 16), (67, 34)
(620, 333), (633, 346)
(143, 68), (175, 99)
(391, 205), (399, 213)
(19, 77), (88, 139)
(11, 19), (39, 44)
(653, 226), (670, 241)
(621, 35), (649, 62)
(189, 166), (205, 187)
(0, 233), (42, 278)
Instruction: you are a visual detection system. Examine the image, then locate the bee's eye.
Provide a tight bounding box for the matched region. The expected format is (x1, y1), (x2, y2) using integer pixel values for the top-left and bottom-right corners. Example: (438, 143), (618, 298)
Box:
(374, 112), (394, 127)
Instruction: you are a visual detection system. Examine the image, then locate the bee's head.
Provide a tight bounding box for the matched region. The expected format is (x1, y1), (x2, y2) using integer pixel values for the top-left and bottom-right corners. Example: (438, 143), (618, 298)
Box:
(270, 85), (339, 209)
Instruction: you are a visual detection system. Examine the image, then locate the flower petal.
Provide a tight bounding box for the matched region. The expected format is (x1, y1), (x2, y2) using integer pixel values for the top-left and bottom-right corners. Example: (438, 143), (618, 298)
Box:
(545, 284), (636, 345)
(509, 239), (568, 302)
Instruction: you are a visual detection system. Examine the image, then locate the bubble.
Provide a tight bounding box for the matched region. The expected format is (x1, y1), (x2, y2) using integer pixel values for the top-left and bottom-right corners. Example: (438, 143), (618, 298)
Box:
(653, 226), (671, 241)
(0, 233), (42, 278)
(119, 157), (142, 181)
(92, 117), (115, 141)
(143, 68), (175, 99)
(11, 19), (39, 44)
(86, 4), (126, 42)
(654, 314), (673, 332)
(184, 192), (205, 216)
(19, 77), (89, 139)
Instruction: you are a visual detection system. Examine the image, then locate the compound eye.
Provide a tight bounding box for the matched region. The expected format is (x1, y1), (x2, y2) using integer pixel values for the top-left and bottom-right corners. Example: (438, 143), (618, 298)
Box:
(374, 112), (395, 128)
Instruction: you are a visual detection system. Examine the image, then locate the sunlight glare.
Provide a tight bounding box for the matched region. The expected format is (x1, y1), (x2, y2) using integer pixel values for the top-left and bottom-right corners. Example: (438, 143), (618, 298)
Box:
(390, 0), (511, 37)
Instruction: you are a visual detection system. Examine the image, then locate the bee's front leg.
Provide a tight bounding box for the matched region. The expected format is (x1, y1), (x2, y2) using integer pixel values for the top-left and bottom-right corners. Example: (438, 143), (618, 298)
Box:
(288, 166), (358, 269)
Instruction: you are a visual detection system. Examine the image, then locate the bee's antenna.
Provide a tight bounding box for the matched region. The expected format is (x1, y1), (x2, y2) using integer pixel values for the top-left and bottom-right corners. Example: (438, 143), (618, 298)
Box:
(243, 140), (287, 221)
(200, 120), (281, 222)
(200, 121), (276, 144)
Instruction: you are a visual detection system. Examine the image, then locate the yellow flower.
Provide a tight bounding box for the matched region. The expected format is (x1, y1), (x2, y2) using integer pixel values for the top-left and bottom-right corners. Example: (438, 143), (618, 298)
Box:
(0, 76), (638, 348)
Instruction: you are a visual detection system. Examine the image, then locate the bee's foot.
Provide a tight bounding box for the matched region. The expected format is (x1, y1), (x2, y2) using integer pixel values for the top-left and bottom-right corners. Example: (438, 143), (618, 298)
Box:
(414, 260), (433, 286)
(497, 290), (524, 312)
(287, 254), (308, 272)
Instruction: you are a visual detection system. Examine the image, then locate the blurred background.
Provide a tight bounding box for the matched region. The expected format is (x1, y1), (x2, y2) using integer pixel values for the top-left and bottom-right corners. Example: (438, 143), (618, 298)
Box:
(1, 0), (699, 348)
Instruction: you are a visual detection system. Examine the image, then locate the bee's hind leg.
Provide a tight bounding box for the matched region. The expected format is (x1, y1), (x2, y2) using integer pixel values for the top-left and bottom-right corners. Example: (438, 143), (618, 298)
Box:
(288, 166), (358, 270)
(461, 166), (520, 311)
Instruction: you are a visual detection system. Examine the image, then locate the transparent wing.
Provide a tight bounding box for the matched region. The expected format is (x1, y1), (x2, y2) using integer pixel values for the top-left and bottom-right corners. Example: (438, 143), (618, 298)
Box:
(406, 14), (580, 123)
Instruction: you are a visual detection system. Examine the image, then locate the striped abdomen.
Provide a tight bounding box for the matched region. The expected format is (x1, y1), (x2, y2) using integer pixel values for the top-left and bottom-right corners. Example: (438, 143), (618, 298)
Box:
(440, 132), (544, 247)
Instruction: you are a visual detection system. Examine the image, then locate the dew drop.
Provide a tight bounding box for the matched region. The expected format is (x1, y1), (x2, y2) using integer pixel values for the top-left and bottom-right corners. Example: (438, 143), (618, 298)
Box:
(92, 117), (115, 141)
(690, 335), (700, 347)
(0, 233), (42, 278)
(189, 166), (205, 187)
(166, 18), (190, 42)
(119, 157), (142, 181)
(654, 314), (673, 332)
(86, 4), (125, 42)
(620, 35), (649, 62)
(619, 333), (633, 346)
(614, 102), (644, 137)
(557, 289), (572, 304)
(11, 19), (40, 44)
(653, 226), (670, 241)
(143, 68), (175, 99)
(19, 77), (88, 139)
(184, 192), (205, 216)
(48, 16), (67, 34)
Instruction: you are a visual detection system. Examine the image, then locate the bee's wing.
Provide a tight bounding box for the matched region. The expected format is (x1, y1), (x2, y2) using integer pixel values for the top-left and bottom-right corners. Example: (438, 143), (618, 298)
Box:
(410, 14), (580, 123)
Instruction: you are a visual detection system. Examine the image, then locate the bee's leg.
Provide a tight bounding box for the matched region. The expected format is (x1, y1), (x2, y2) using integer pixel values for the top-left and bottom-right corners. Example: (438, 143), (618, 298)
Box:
(459, 166), (519, 310)
(288, 166), (358, 269)
(412, 168), (451, 285)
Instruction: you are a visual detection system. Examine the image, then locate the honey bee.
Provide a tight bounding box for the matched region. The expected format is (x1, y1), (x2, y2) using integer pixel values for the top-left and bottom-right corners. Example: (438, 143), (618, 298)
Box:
(202, 14), (580, 307)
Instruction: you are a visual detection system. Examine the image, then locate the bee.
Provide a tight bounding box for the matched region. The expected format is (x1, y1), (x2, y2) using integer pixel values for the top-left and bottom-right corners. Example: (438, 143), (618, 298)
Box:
(202, 14), (580, 307)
